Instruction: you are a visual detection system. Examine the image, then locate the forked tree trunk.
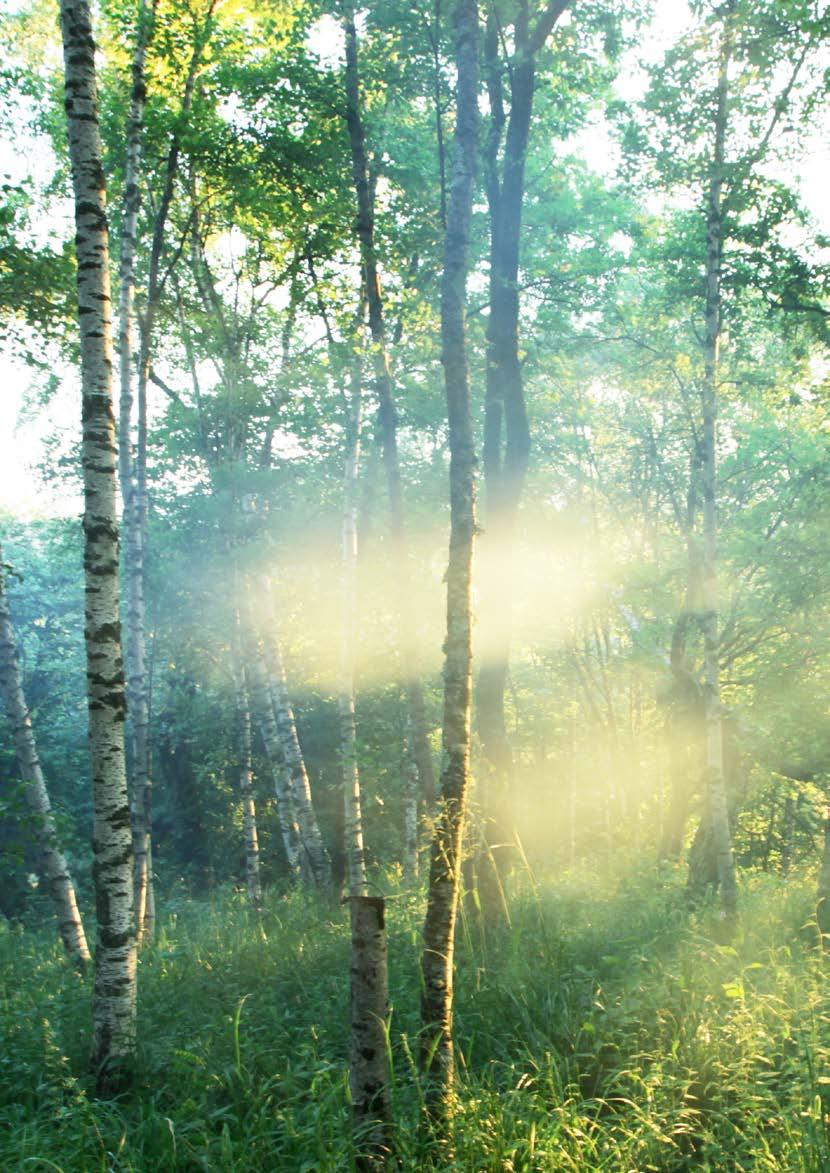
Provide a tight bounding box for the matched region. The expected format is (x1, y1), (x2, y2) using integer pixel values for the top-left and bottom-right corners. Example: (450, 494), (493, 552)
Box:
(0, 547), (90, 966)
(419, 0), (478, 1128)
(699, 6), (738, 919)
(59, 0), (137, 1091)
(343, 9), (435, 821)
(230, 618), (262, 908)
(475, 0), (571, 873)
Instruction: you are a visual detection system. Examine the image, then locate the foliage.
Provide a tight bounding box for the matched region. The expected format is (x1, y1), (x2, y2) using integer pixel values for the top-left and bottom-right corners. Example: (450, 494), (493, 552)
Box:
(2, 868), (830, 1169)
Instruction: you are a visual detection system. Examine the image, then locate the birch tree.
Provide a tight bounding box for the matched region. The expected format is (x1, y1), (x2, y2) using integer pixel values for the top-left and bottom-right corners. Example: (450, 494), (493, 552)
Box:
(0, 544), (90, 967)
(341, 326), (368, 899)
(633, 0), (825, 915)
(260, 579), (332, 885)
(117, 0), (156, 946)
(59, 0), (137, 1090)
(419, 0), (478, 1125)
(342, 5), (435, 819)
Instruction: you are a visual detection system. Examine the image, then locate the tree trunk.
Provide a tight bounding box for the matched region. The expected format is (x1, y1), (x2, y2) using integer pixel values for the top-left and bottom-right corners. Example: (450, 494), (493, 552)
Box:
(342, 9), (435, 813)
(240, 585), (305, 880)
(259, 578), (331, 886)
(230, 617), (262, 908)
(660, 717), (695, 860)
(816, 810), (830, 943)
(403, 724), (419, 884)
(348, 896), (392, 1169)
(59, 0), (137, 1091)
(116, 0), (155, 949)
(0, 546), (91, 966)
(780, 791), (796, 877)
(127, 7), (213, 942)
(341, 334), (368, 899)
(699, 6), (738, 919)
(476, 0), (570, 891)
(419, 0), (478, 1128)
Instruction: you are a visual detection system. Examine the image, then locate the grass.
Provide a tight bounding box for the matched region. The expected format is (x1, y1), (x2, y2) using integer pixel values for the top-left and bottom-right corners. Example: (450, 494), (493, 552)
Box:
(1, 861), (829, 1170)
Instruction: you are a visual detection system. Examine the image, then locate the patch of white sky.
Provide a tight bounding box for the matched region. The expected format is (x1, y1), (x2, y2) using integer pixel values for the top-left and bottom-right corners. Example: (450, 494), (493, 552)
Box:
(0, 0), (827, 518)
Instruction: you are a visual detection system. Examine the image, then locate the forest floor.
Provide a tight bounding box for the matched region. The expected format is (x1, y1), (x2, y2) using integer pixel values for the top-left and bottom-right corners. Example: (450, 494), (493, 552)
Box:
(1, 860), (829, 1171)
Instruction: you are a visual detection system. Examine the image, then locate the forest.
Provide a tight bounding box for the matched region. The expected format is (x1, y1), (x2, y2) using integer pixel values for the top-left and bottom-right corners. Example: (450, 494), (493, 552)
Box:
(0, 0), (829, 1167)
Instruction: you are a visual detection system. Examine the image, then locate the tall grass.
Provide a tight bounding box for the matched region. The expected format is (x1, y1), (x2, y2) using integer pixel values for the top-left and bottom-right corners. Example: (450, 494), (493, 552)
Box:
(1, 863), (828, 1170)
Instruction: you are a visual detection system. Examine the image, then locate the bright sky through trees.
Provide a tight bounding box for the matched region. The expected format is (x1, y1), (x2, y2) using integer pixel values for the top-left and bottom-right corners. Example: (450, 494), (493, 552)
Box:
(0, 0), (827, 517)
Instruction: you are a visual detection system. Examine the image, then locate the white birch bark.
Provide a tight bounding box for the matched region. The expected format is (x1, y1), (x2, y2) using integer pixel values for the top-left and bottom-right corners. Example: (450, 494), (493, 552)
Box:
(341, 348), (368, 899)
(59, 0), (137, 1090)
(116, 0), (156, 947)
(240, 582), (304, 880)
(259, 579), (331, 886)
(0, 546), (91, 966)
(349, 896), (392, 1167)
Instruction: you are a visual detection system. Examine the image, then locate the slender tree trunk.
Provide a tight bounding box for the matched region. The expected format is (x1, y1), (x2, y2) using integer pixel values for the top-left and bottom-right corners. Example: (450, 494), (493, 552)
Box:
(661, 717), (695, 860)
(0, 547), (91, 966)
(127, 8), (214, 941)
(117, 0), (156, 944)
(816, 809), (830, 942)
(59, 0), (136, 1090)
(116, 0), (154, 947)
(476, 1), (570, 886)
(258, 588), (331, 885)
(230, 617), (262, 908)
(419, 0), (478, 1128)
(700, 7), (738, 919)
(341, 334), (368, 899)
(403, 722), (419, 883)
(342, 10), (435, 815)
(781, 791), (796, 877)
(348, 896), (392, 1169)
(240, 583), (305, 880)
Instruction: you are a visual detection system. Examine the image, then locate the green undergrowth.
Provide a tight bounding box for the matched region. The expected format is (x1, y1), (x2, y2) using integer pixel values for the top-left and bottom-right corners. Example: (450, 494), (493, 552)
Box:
(1, 864), (829, 1170)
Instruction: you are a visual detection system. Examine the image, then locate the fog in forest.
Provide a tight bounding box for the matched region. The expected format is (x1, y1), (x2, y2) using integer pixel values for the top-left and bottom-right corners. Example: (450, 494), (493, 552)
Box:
(1, 0), (828, 1167)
